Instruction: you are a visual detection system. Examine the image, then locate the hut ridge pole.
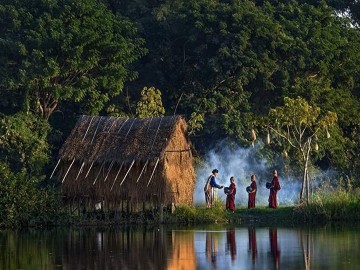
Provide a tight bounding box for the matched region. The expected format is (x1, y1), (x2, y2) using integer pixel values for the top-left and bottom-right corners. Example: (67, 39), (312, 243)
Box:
(136, 160), (149, 183)
(147, 158), (160, 187)
(62, 158), (75, 183)
(93, 161), (105, 185)
(120, 160), (135, 186)
(75, 161), (85, 180)
(82, 116), (94, 142)
(85, 161), (95, 178)
(117, 118), (129, 134)
(110, 162), (124, 191)
(104, 161), (115, 182)
(90, 116), (103, 144)
(50, 158), (61, 179)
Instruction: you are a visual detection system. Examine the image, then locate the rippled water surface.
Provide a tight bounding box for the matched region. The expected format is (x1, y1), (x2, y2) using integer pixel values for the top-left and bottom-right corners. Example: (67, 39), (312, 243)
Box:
(1, 224), (359, 269)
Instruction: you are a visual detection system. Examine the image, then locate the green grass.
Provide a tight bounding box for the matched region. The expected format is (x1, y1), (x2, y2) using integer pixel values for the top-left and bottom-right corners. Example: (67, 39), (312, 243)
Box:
(294, 189), (360, 222)
(166, 204), (296, 225)
(165, 203), (231, 224)
(168, 189), (360, 225)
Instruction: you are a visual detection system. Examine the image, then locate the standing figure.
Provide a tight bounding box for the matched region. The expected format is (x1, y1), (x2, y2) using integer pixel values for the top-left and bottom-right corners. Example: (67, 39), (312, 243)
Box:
(248, 174), (257, 209)
(204, 169), (224, 208)
(225, 177), (236, 212)
(269, 170), (281, 208)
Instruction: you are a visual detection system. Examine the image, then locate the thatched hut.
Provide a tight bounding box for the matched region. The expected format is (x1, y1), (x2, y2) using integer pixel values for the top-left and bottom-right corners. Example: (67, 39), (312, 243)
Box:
(53, 115), (195, 212)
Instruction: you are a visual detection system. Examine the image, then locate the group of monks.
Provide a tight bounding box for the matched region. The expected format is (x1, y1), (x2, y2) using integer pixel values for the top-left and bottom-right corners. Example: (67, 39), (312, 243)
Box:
(204, 169), (281, 211)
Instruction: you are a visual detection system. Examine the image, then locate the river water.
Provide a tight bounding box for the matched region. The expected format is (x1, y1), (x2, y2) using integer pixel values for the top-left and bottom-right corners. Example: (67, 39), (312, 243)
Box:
(0, 224), (359, 270)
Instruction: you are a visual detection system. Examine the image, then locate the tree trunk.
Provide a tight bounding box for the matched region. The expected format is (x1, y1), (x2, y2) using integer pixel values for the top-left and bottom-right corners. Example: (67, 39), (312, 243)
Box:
(300, 165), (307, 203)
(38, 93), (58, 120)
(300, 140), (312, 204)
(306, 171), (309, 204)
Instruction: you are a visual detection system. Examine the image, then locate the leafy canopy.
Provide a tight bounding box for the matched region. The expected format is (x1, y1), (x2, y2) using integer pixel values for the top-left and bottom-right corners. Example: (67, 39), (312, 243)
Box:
(0, 0), (146, 119)
(136, 86), (165, 118)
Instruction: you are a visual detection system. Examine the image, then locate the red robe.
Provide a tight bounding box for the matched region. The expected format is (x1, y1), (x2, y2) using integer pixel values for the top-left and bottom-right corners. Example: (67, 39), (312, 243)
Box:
(269, 176), (280, 208)
(248, 181), (257, 208)
(226, 182), (236, 211)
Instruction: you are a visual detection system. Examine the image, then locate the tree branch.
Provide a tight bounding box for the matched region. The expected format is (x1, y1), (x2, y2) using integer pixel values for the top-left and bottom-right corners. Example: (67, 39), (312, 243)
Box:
(266, 125), (297, 148)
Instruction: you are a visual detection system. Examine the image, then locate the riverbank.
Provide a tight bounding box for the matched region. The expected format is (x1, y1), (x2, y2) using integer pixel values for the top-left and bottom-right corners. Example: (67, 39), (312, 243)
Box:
(167, 192), (360, 226)
(1, 189), (360, 228)
(166, 205), (299, 226)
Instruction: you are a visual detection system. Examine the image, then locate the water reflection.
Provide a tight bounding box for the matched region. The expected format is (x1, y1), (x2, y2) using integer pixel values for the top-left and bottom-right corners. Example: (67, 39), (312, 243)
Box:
(205, 231), (220, 269)
(226, 228), (236, 261)
(248, 227), (257, 266)
(269, 228), (280, 269)
(1, 225), (360, 269)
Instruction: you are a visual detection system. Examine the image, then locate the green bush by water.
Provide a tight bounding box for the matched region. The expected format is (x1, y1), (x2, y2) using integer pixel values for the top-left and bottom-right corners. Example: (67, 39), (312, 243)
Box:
(166, 202), (231, 224)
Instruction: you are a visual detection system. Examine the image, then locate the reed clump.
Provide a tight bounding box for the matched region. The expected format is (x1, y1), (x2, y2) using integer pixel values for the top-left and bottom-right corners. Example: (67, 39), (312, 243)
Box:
(294, 188), (360, 222)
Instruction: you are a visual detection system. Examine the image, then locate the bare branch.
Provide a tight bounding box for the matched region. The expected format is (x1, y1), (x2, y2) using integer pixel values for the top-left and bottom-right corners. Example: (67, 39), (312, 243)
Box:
(266, 125), (297, 148)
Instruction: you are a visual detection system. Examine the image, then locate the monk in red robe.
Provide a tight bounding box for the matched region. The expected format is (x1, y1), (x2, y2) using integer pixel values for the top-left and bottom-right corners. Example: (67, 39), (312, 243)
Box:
(248, 174), (257, 208)
(226, 177), (236, 212)
(269, 170), (281, 208)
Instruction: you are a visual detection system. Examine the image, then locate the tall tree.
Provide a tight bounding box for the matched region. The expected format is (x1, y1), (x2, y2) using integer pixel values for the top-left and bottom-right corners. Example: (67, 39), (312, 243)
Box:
(0, 0), (146, 120)
(266, 97), (337, 203)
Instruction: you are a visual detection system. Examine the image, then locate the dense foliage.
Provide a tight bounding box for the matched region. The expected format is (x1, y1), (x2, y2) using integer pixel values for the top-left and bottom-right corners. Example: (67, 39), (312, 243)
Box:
(0, 0), (359, 225)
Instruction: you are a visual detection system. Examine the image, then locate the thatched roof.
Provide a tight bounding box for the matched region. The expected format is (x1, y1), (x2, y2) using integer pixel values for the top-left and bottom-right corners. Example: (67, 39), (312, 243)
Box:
(59, 115), (184, 165)
(56, 115), (195, 205)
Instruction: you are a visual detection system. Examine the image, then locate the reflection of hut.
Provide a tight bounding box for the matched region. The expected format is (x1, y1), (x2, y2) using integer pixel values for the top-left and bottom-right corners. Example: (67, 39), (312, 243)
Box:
(167, 231), (196, 270)
(54, 115), (195, 213)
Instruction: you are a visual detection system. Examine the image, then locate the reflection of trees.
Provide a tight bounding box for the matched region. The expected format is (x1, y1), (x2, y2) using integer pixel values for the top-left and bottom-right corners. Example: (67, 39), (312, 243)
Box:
(248, 227), (257, 265)
(298, 227), (313, 270)
(0, 229), (57, 269)
(269, 228), (280, 269)
(226, 228), (237, 261)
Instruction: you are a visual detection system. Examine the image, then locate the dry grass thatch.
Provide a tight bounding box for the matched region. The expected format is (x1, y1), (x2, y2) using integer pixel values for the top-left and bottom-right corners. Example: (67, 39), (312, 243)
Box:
(55, 115), (196, 206)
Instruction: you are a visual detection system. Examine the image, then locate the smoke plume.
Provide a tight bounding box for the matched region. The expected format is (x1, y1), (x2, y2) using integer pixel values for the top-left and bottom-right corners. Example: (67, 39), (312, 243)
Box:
(193, 144), (304, 207)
